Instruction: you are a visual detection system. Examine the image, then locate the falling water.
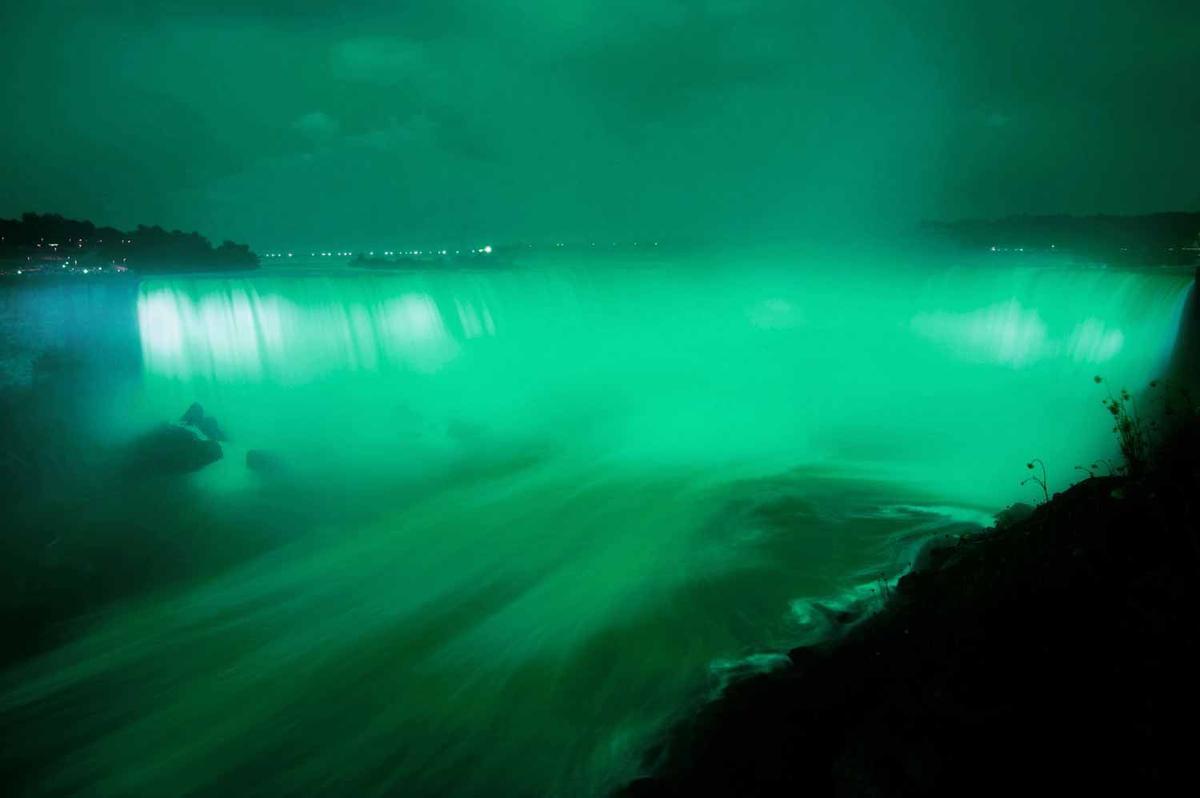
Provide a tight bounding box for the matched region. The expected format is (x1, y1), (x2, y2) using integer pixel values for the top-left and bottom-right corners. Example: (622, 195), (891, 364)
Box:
(0, 249), (1191, 796)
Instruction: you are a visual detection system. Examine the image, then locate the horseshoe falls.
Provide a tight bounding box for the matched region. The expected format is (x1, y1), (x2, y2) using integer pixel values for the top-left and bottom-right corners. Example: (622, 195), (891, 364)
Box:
(0, 251), (1192, 797)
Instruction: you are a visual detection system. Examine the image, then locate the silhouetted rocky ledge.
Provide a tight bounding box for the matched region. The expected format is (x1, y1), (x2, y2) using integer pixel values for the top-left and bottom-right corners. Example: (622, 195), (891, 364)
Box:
(123, 423), (222, 476)
(621, 267), (1200, 798)
(622, 430), (1200, 797)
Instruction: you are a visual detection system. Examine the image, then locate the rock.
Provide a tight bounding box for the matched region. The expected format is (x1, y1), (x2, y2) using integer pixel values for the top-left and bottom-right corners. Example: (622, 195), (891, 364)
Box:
(994, 502), (1035, 528)
(125, 424), (222, 475)
(195, 415), (226, 442)
(180, 402), (227, 441)
(896, 571), (921, 595)
(911, 533), (961, 573)
(180, 402), (205, 426)
(833, 608), (859, 625)
(787, 646), (826, 670)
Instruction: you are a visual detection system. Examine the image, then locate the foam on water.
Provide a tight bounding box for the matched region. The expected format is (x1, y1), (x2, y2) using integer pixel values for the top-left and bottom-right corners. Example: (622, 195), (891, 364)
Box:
(0, 250), (1191, 795)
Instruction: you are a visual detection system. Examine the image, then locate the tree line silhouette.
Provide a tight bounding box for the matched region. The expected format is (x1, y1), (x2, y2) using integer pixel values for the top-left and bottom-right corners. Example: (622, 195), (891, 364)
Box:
(1, 212), (258, 273)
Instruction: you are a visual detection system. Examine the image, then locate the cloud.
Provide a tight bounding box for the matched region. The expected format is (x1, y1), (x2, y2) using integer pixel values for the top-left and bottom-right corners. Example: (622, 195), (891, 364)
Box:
(559, 4), (794, 117)
(2, 1), (1199, 246)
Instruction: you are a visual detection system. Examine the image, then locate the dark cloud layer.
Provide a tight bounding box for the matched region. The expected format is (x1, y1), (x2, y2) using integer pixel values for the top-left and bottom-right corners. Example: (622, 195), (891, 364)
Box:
(2, 1), (1198, 249)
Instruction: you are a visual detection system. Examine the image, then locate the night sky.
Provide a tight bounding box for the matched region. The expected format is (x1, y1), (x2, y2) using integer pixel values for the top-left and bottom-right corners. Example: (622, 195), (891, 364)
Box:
(2, 1), (1198, 249)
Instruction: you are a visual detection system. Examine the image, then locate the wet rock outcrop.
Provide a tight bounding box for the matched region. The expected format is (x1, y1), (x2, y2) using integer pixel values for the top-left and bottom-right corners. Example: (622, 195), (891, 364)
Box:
(180, 402), (227, 442)
(124, 424), (222, 476)
(622, 456), (1200, 798)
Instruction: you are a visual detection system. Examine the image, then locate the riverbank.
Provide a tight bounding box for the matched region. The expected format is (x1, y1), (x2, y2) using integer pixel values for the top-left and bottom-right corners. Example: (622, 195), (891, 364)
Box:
(622, 402), (1200, 795)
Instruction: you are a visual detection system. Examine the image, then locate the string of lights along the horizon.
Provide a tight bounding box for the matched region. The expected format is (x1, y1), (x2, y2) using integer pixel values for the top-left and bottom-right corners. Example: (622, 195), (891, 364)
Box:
(262, 245), (494, 259)
(259, 242), (670, 259)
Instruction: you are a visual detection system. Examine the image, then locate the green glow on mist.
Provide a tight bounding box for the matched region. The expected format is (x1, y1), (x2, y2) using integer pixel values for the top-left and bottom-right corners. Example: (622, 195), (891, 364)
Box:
(1, 251), (1191, 796)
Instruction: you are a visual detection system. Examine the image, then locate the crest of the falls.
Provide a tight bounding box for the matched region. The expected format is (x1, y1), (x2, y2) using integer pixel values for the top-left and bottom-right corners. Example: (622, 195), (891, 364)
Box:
(1, 252), (1192, 797)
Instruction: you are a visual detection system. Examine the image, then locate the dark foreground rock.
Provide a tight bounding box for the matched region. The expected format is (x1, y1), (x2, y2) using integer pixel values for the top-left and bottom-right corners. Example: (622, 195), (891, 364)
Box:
(180, 401), (227, 441)
(623, 429), (1200, 797)
(124, 424), (222, 476)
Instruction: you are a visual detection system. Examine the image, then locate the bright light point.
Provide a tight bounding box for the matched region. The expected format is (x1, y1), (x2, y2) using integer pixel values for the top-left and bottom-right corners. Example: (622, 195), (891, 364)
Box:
(483, 245), (492, 254)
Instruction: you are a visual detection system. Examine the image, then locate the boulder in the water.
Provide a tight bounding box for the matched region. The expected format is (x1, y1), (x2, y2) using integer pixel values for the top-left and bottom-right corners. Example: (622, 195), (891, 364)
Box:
(180, 402), (227, 441)
(180, 402), (205, 426)
(196, 415), (226, 442)
(125, 424), (222, 476)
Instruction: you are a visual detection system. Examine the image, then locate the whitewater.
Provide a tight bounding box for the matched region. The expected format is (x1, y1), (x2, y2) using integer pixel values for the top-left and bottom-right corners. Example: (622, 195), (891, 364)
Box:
(0, 248), (1190, 796)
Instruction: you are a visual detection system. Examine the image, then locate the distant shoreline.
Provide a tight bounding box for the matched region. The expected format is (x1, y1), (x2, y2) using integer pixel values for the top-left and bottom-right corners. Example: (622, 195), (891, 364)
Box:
(0, 212), (259, 276)
(921, 211), (1200, 268)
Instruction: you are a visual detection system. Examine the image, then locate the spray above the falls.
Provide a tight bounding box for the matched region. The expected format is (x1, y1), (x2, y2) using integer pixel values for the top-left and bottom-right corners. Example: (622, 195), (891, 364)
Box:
(1, 254), (1193, 798)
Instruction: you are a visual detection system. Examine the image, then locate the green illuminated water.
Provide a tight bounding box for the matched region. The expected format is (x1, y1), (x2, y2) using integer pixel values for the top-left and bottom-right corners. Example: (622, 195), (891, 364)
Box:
(0, 251), (1191, 796)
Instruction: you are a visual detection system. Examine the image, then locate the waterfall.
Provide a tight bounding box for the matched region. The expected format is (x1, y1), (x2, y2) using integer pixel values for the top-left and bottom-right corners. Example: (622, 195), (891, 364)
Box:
(1, 253), (1193, 797)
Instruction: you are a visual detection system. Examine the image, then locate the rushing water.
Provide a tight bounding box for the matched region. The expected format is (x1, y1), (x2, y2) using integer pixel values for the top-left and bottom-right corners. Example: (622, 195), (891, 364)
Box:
(0, 250), (1191, 796)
